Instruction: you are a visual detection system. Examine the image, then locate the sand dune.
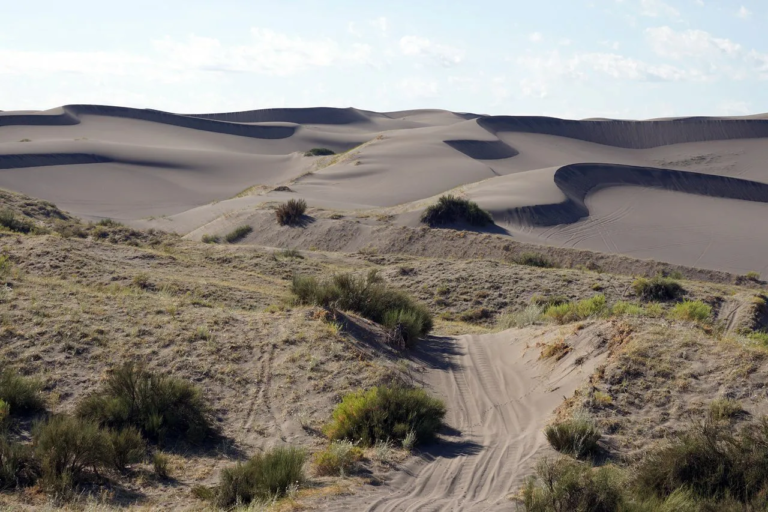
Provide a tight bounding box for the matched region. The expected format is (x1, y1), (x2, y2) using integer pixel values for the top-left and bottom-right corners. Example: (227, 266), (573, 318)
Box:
(2, 104), (768, 272)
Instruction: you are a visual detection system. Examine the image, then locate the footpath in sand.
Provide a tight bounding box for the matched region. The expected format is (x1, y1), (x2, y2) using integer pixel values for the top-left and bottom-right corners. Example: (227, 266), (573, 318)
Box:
(322, 324), (610, 512)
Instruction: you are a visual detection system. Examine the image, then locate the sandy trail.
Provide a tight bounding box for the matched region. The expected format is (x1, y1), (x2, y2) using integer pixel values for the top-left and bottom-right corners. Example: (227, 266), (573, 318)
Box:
(322, 324), (608, 511)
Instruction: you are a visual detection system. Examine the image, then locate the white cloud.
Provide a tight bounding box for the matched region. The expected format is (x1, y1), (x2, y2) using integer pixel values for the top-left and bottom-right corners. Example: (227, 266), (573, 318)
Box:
(737, 6), (752, 18)
(529, 32), (543, 43)
(639, 0), (680, 17)
(645, 26), (741, 60)
(371, 17), (388, 36)
(347, 22), (362, 37)
(399, 36), (465, 67)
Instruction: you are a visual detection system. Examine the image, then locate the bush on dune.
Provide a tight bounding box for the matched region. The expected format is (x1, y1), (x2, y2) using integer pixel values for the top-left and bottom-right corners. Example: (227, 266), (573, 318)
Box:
(224, 224), (252, 243)
(0, 368), (45, 416)
(0, 436), (39, 490)
(544, 416), (602, 460)
(544, 295), (607, 324)
(291, 270), (432, 347)
(324, 386), (446, 447)
(304, 147), (335, 157)
(632, 275), (683, 302)
(276, 199), (307, 226)
(313, 440), (363, 476)
(420, 195), (493, 227)
(668, 300), (711, 323)
(76, 362), (214, 445)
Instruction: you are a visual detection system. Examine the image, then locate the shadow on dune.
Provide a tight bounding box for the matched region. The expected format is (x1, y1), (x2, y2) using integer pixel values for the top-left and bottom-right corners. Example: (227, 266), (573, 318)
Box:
(417, 437), (484, 463)
(499, 163), (768, 227)
(444, 139), (519, 160)
(188, 106), (371, 125)
(0, 153), (188, 170)
(409, 336), (464, 371)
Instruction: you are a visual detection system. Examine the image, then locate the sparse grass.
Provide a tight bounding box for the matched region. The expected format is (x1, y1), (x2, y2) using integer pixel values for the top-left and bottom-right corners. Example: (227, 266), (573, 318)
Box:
(0, 435), (39, 490)
(0, 368), (45, 416)
(611, 301), (646, 317)
(201, 234), (220, 244)
(224, 225), (253, 243)
(153, 452), (171, 480)
(709, 398), (744, 422)
(458, 307), (492, 324)
(291, 270), (432, 347)
(544, 295), (607, 324)
(420, 195), (493, 227)
(76, 362), (214, 445)
(215, 446), (307, 508)
(324, 386), (446, 447)
(304, 148), (336, 157)
(0, 210), (35, 234)
(515, 252), (556, 268)
(540, 340), (571, 360)
(496, 304), (543, 329)
(279, 248), (304, 259)
(745, 271), (761, 282)
(632, 275), (684, 302)
(276, 199), (307, 226)
(312, 440), (363, 476)
(668, 300), (711, 323)
(592, 391), (613, 407)
(544, 415), (602, 459)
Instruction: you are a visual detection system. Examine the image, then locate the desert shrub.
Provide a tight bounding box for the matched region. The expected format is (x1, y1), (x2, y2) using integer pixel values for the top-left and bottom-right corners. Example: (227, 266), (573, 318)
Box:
(0, 436), (40, 490)
(545, 416), (602, 459)
(544, 295), (607, 324)
(76, 362), (213, 445)
(668, 300), (711, 323)
(304, 147), (335, 156)
(201, 234), (220, 244)
(33, 415), (110, 492)
(633, 418), (768, 504)
(0, 368), (45, 415)
(515, 252), (556, 268)
(324, 386), (445, 447)
(216, 446), (307, 507)
(522, 457), (625, 512)
(106, 427), (145, 472)
(709, 398), (744, 422)
(153, 452), (171, 480)
(313, 440), (363, 476)
(420, 195), (493, 227)
(96, 218), (122, 227)
(531, 295), (569, 308)
(745, 271), (761, 282)
(611, 301), (646, 317)
(291, 271), (432, 346)
(458, 307), (492, 323)
(0, 210), (34, 234)
(279, 248), (303, 259)
(224, 225), (253, 243)
(496, 305), (543, 329)
(632, 276), (683, 302)
(276, 199), (307, 226)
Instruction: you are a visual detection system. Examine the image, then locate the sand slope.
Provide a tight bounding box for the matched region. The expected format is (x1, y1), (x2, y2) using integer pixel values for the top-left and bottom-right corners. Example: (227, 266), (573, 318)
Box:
(2, 104), (768, 271)
(321, 324), (609, 511)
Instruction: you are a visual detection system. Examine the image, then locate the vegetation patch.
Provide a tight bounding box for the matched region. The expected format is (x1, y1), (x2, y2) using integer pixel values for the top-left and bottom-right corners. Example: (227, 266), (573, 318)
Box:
(276, 199), (307, 226)
(201, 234), (220, 244)
(0, 436), (39, 490)
(324, 386), (446, 447)
(668, 300), (711, 323)
(224, 224), (253, 243)
(544, 415), (602, 460)
(313, 440), (363, 476)
(515, 252), (556, 268)
(420, 195), (493, 227)
(215, 446), (307, 508)
(632, 275), (684, 302)
(544, 295), (607, 324)
(496, 304), (543, 329)
(76, 362), (214, 445)
(0, 368), (45, 416)
(0, 210), (35, 234)
(292, 270), (432, 347)
(304, 147), (336, 157)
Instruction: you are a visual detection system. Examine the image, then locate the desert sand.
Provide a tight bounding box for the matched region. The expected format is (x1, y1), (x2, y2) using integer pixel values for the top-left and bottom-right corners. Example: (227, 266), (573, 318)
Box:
(2, 105), (768, 273)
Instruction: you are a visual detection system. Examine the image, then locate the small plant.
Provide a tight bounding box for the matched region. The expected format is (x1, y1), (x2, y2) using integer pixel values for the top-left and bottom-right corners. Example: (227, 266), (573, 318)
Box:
(276, 199), (307, 226)
(373, 439), (393, 464)
(709, 398), (744, 422)
(402, 429), (417, 452)
(668, 300), (711, 323)
(0, 210), (34, 234)
(496, 305), (543, 329)
(632, 275), (683, 302)
(107, 427), (145, 472)
(153, 452), (171, 480)
(33, 415), (110, 493)
(420, 195), (493, 227)
(0, 368), (45, 416)
(304, 147), (336, 157)
(540, 340), (571, 360)
(132, 272), (152, 290)
(611, 301), (645, 317)
(458, 307), (492, 324)
(592, 391), (613, 407)
(313, 440), (363, 476)
(279, 248), (304, 259)
(224, 225), (253, 243)
(76, 362), (214, 444)
(0, 436), (39, 490)
(544, 415), (602, 459)
(215, 446), (307, 508)
(201, 234), (220, 244)
(745, 271), (761, 282)
(544, 295), (607, 324)
(515, 252), (555, 268)
(324, 386), (446, 447)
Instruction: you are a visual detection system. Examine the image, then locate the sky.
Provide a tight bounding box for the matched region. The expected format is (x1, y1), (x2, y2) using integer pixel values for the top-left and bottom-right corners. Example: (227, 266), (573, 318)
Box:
(1, 0), (767, 119)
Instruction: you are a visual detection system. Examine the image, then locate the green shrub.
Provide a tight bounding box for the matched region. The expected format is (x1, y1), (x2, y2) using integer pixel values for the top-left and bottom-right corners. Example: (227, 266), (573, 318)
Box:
(276, 199), (307, 226)
(76, 362), (214, 445)
(324, 386), (446, 447)
(611, 301), (646, 317)
(522, 457), (625, 512)
(668, 300), (711, 323)
(153, 451), (171, 480)
(106, 427), (145, 472)
(544, 295), (607, 324)
(33, 415), (110, 492)
(515, 252), (556, 268)
(304, 147), (335, 157)
(216, 446), (307, 507)
(0, 368), (45, 415)
(291, 271), (432, 347)
(201, 234), (220, 244)
(420, 195), (493, 227)
(224, 225), (253, 243)
(313, 440), (363, 476)
(632, 276), (683, 302)
(745, 271), (761, 282)
(0, 436), (39, 490)
(0, 210), (34, 234)
(544, 416), (602, 459)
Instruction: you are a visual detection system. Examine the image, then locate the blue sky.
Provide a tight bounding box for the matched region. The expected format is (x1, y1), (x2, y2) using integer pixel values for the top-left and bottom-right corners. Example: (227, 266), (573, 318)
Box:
(2, 0), (766, 118)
